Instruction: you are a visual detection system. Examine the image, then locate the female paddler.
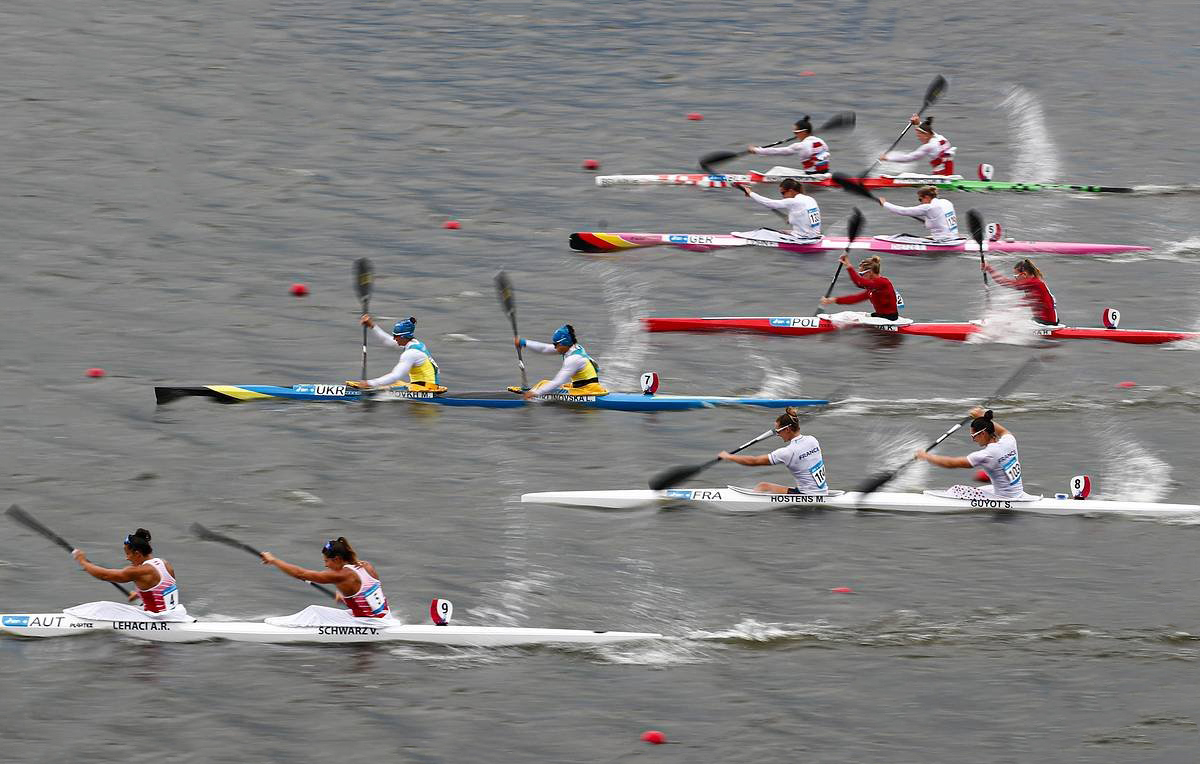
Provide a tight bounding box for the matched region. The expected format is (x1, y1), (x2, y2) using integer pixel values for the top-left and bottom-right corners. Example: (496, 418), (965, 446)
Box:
(820, 255), (901, 321)
(261, 538), (396, 627)
(65, 528), (191, 622)
(741, 178), (822, 240)
(513, 324), (606, 399)
(877, 185), (959, 242)
(352, 314), (442, 390)
(916, 408), (1027, 500)
(879, 114), (957, 176)
(983, 259), (1058, 325)
(747, 115), (832, 174)
(718, 408), (828, 495)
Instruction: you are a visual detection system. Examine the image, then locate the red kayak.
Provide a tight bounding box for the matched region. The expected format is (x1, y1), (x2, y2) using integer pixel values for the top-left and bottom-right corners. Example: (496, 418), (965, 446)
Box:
(641, 315), (1198, 346)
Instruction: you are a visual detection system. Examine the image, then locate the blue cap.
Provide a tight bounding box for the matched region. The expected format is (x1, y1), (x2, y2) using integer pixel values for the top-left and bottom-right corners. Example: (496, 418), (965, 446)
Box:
(392, 317), (416, 338)
(551, 324), (574, 346)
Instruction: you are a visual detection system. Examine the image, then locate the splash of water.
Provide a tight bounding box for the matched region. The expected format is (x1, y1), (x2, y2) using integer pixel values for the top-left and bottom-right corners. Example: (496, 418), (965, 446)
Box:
(584, 262), (649, 389)
(866, 425), (933, 491)
(964, 287), (1044, 346)
(999, 86), (1061, 184)
(1091, 424), (1172, 502)
(738, 337), (804, 397)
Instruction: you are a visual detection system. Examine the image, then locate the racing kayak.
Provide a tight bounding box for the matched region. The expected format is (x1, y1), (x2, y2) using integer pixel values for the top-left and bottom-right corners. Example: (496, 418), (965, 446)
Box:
(642, 315), (1199, 346)
(594, 167), (1136, 194)
(521, 486), (1200, 517)
(154, 384), (827, 411)
(570, 231), (1151, 257)
(0, 615), (662, 645)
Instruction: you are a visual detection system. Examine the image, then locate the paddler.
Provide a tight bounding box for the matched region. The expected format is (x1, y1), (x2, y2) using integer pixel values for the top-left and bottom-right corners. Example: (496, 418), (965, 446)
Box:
(747, 115), (832, 174)
(261, 537), (396, 627)
(718, 407), (828, 495)
(513, 324), (606, 399)
(352, 314), (442, 390)
(915, 408), (1027, 500)
(877, 185), (959, 242)
(819, 255), (900, 321)
(982, 258), (1058, 325)
(741, 178), (822, 240)
(878, 115), (956, 176)
(64, 528), (191, 622)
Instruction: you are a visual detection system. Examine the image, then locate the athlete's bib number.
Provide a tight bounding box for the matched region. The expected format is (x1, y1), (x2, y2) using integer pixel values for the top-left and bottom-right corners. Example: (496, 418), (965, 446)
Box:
(807, 208), (821, 227)
(809, 461), (827, 490)
(1001, 457), (1022, 485)
(945, 211), (958, 232)
(161, 586), (180, 610)
(362, 583), (387, 612)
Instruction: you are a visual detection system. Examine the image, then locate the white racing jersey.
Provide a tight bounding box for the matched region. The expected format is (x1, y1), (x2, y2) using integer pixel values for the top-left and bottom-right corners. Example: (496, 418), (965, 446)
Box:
(881, 197), (958, 240)
(966, 432), (1024, 499)
(366, 325), (436, 387)
(768, 433), (828, 495)
(750, 135), (830, 172)
(746, 192), (822, 238)
(883, 133), (956, 174)
(523, 340), (595, 394)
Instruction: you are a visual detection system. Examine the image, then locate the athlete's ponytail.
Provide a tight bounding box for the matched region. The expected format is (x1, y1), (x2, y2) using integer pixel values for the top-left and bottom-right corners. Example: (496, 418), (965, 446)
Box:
(1014, 259), (1044, 280)
(322, 537), (359, 564)
(774, 406), (801, 432)
(917, 116), (934, 133)
(124, 528), (153, 555)
(793, 115), (813, 133)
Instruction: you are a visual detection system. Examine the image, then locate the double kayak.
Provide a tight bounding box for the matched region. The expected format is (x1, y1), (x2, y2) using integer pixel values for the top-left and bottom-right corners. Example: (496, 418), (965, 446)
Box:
(0, 614), (661, 646)
(641, 315), (1199, 346)
(569, 231), (1150, 257)
(522, 486), (1200, 517)
(594, 168), (1137, 194)
(154, 384), (827, 411)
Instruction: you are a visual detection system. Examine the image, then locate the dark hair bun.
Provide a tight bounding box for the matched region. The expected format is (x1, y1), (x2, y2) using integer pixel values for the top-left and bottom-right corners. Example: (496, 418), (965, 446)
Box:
(134, 528), (152, 541)
(982, 410), (994, 420)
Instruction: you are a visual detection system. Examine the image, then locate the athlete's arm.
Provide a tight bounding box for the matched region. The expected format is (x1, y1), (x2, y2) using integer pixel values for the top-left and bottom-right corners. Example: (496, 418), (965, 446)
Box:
(718, 452), (772, 466)
(915, 451), (972, 468)
(531, 354), (587, 395)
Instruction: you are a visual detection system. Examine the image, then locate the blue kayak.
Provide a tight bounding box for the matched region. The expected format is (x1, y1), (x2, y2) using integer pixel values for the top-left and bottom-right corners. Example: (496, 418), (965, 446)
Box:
(154, 384), (826, 412)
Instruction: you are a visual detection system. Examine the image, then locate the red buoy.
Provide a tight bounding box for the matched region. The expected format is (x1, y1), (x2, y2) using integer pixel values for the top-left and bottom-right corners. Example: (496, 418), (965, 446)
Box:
(641, 730), (666, 745)
(1117, 380), (1135, 389)
(289, 283), (309, 297)
(85, 368), (106, 378)
(582, 159), (600, 170)
(831, 586), (854, 594)
(686, 112), (703, 121)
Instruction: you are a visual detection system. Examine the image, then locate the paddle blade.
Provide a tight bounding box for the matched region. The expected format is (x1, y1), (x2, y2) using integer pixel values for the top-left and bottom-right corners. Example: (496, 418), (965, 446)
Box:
(494, 270), (517, 323)
(649, 460), (714, 491)
(354, 258), (373, 303)
(6, 505), (73, 553)
(831, 173), (877, 201)
(820, 111), (856, 132)
(846, 207), (865, 243)
(855, 470), (897, 498)
(923, 75), (948, 109)
(967, 209), (986, 248)
(699, 150), (741, 174)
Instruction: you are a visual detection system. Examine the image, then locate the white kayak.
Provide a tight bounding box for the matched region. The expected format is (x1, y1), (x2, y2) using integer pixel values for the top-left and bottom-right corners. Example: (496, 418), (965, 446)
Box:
(520, 486), (1200, 517)
(0, 614), (661, 646)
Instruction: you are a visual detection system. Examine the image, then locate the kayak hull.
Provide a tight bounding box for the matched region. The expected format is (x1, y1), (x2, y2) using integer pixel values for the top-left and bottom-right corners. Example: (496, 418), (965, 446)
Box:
(155, 385), (827, 411)
(569, 232), (1150, 257)
(641, 317), (1197, 346)
(521, 487), (1200, 517)
(594, 171), (1135, 194)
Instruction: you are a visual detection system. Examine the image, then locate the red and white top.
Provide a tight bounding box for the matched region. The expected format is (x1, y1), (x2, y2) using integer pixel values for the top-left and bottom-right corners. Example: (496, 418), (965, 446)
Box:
(137, 557), (180, 613)
(750, 135), (831, 173)
(985, 267), (1058, 324)
(883, 133), (957, 176)
(343, 564), (390, 618)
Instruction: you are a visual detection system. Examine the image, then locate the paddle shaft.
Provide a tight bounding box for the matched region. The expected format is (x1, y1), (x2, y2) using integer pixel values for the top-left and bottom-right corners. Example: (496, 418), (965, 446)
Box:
(5, 504), (131, 596)
(495, 271), (529, 390)
(862, 76), (947, 177)
(190, 523), (336, 597)
(815, 207), (865, 314)
(648, 429), (776, 490)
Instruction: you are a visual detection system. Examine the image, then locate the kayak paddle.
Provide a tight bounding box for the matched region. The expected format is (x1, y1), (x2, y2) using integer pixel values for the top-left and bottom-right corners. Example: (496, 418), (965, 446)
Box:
(815, 207), (865, 314)
(5, 504), (130, 596)
(831, 172), (879, 202)
(648, 429), (778, 491)
(190, 523), (336, 597)
(855, 355), (1042, 500)
(353, 258), (376, 404)
(699, 112), (857, 174)
(494, 270), (529, 391)
(967, 209), (990, 309)
(861, 75), (948, 178)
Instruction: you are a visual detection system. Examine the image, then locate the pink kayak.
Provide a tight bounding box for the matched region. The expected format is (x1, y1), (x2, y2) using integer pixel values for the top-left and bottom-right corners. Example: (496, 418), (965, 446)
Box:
(570, 232), (1151, 257)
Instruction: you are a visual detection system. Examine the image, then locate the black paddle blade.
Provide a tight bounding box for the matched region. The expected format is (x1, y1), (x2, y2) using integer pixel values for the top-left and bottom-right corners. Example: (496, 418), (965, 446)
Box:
(831, 173), (877, 201)
(648, 460), (714, 491)
(967, 209), (986, 247)
(6, 505), (74, 553)
(354, 258), (373, 302)
(846, 207), (866, 242)
(923, 75), (948, 108)
(699, 150), (741, 174)
(855, 470), (896, 498)
(820, 111), (856, 132)
(190, 522), (262, 556)
(494, 270), (517, 319)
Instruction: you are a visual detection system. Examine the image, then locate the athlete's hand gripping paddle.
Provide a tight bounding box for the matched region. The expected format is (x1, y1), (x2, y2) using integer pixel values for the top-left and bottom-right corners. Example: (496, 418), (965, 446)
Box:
(494, 270), (528, 391)
(861, 75), (948, 178)
(648, 429), (778, 491)
(698, 112), (857, 174)
(190, 523), (336, 597)
(815, 207), (865, 314)
(855, 356), (1041, 501)
(5, 504), (130, 596)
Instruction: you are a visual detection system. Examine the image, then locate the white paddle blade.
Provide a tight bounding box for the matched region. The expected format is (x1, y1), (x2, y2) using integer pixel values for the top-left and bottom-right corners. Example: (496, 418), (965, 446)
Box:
(1070, 475), (1092, 500)
(1102, 308), (1121, 329)
(985, 222), (1003, 242)
(640, 372), (661, 394)
(977, 163), (995, 181)
(430, 598), (453, 625)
